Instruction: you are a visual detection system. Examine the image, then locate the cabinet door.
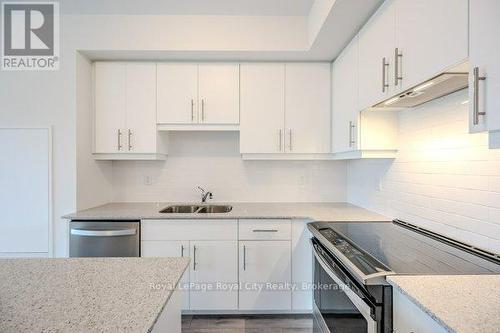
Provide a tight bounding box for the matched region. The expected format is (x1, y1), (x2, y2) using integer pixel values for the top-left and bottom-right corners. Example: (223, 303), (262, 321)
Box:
(469, 0), (500, 132)
(141, 240), (190, 310)
(198, 63), (239, 124)
(189, 241), (238, 310)
(239, 241), (291, 311)
(396, 0), (468, 90)
(358, 1), (396, 110)
(157, 63), (198, 124)
(94, 62), (126, 153)
(291, 220), (312, 311)
(285, 63), (331, 153)
(332, 37), (359, 153)
(240, 63), (285, 153)
(393, 288), (448, 333)
(126, 63), (157, 153)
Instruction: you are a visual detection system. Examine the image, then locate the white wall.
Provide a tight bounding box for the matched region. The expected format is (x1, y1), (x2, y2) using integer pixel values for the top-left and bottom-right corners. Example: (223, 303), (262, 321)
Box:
(76, 53), (114, 210)
(112, 132), (347, 202)
(348, 90), (500, 253)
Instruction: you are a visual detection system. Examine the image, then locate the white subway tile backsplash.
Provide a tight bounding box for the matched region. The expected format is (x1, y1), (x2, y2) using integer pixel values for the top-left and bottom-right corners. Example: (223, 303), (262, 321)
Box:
(348, 90), (500, 254)
(111, 131), (347, 203)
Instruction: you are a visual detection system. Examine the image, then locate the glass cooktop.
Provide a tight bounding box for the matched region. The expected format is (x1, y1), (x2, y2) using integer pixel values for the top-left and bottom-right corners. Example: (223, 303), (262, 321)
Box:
(310, 221), (500, 275)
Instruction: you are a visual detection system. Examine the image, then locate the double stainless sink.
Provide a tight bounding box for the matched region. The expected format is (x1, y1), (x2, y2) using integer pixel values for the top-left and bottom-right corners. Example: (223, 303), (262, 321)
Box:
(160, 204), (233, 214)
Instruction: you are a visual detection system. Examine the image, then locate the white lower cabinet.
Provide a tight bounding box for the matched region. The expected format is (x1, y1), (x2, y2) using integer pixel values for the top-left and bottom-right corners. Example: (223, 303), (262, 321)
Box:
(239, 241), (291, 311)
(189, 240), (238, 310)
(141, 219), (309, 313)
(141, 240), (190, 310)
(393, 288), (448, 333)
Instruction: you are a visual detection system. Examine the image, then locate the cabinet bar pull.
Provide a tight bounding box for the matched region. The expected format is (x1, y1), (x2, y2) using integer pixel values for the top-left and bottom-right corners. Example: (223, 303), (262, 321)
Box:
(201, 99), (205, 122)
(382, 57), (389, 93)
(252, 229), (278, 233)
(394, 48), (403, 86)
(128, 129), (132, 150)
(243, 245), (246, 271)
(191, 99), (195, 122)
(278, 129), (283, 152)
(193, 245), (197, 271)
(117, 129), (122, 151)
(473, 67), (486, 125)
(288, 129), (293, 151)
(349, 121), (356, 147)
(181, 245), (185, 257)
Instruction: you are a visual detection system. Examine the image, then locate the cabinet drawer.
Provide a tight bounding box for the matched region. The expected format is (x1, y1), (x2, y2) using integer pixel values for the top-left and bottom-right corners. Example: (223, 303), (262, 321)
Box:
(141, 219), (237, 241)
(239, 219), (291, 240)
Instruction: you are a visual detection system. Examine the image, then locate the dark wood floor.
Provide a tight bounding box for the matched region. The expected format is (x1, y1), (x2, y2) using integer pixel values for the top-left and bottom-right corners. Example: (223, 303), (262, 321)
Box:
(182, 314), (314, 333)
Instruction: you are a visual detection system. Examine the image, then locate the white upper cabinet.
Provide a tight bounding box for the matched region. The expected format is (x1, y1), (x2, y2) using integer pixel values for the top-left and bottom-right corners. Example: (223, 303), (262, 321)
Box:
(332, 37), (359, 154)
(395, 0), (468, 90)
(198, 63), (240, 124)
(358, 0), (468, 109)
(125, 63), (157, 153)
(157, 63), (239, 126)
(469, 0), (500, 134)
(94, 62), (126, 154)
(358, 1), (396, 110)
(240, 63), (331, 156)
(94, 62), (165, 159)
(157, 63), (198, 124)
(240, 63), (285, 154)
(285, 63), (331, 154)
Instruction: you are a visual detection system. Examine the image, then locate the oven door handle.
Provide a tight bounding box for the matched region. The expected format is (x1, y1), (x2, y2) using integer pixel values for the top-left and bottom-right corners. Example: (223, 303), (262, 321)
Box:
(311, 240), (378, 333)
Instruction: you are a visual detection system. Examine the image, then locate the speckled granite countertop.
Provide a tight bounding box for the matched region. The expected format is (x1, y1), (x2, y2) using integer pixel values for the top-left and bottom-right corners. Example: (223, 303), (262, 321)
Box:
(63, 202), (389, 221)
(387, 275), (500, 333)
(0, 257), (189, 333)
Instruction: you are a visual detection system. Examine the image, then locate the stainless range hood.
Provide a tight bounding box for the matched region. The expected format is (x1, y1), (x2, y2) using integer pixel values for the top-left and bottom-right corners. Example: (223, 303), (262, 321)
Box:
(374, 71), (468, 109)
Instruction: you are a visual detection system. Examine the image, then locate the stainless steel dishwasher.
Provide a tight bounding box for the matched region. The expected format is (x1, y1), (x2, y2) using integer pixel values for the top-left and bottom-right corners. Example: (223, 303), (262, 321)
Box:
(69, 220), (140, 257)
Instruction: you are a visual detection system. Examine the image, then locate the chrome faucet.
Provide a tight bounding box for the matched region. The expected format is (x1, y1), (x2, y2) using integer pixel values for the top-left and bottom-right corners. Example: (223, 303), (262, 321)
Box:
(197, 186), (213, 203)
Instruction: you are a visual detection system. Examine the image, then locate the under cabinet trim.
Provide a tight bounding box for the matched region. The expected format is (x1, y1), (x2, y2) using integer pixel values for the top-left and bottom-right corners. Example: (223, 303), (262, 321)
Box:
(157, 124), (239, 131)
(93, 153), (167, 160)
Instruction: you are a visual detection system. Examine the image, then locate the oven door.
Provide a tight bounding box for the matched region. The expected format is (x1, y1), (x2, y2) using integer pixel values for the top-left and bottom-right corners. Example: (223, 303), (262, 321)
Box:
(312, 238), (379, 333)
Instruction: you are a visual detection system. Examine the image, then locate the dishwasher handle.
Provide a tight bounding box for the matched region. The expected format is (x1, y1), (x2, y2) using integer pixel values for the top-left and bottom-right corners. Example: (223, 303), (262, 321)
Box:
(70, 228), (137, 237)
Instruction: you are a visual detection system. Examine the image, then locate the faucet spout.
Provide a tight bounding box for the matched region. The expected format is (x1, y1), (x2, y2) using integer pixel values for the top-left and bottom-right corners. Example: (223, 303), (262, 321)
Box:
(197, 186), (213, 203)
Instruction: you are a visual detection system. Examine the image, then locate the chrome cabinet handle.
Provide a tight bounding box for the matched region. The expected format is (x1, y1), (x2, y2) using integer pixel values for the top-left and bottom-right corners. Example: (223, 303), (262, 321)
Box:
(181, 245), (185, 257)
(278, 129), (283, 152)
(117, 129), (122, 151)
(201, 99), (205, 122)
(473, 67), (486, 125)
(288, 129), (293, 151)
(70, 228), (136, 237)
(394, 48), (403, 86)
(191, 99), (195, 122)
(243, 245), (246, 271)
(252, 229), (278, 233)
(193, 245), (197, 271)
(128, 129), (132, 150)
(349, 121), (356, 147)
(382, 57), (389, 93)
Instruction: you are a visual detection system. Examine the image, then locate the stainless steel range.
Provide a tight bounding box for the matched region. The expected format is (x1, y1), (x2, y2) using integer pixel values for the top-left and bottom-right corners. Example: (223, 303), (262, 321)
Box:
(308, 220), (500, 333)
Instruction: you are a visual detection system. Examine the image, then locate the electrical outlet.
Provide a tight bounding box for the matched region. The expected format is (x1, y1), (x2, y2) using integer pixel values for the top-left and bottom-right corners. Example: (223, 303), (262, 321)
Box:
(143, 175), (152, 186)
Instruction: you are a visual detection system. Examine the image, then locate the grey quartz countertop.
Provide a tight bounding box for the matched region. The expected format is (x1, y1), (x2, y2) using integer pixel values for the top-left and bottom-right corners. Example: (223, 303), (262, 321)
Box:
(0, 257), (189, 333)
(387, 275), (500, 333)
(63, 202), (390, 221)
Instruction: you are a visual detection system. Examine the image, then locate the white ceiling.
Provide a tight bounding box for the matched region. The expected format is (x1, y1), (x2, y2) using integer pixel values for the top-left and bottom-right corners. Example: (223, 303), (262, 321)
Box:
(61, 0), (316, 16)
